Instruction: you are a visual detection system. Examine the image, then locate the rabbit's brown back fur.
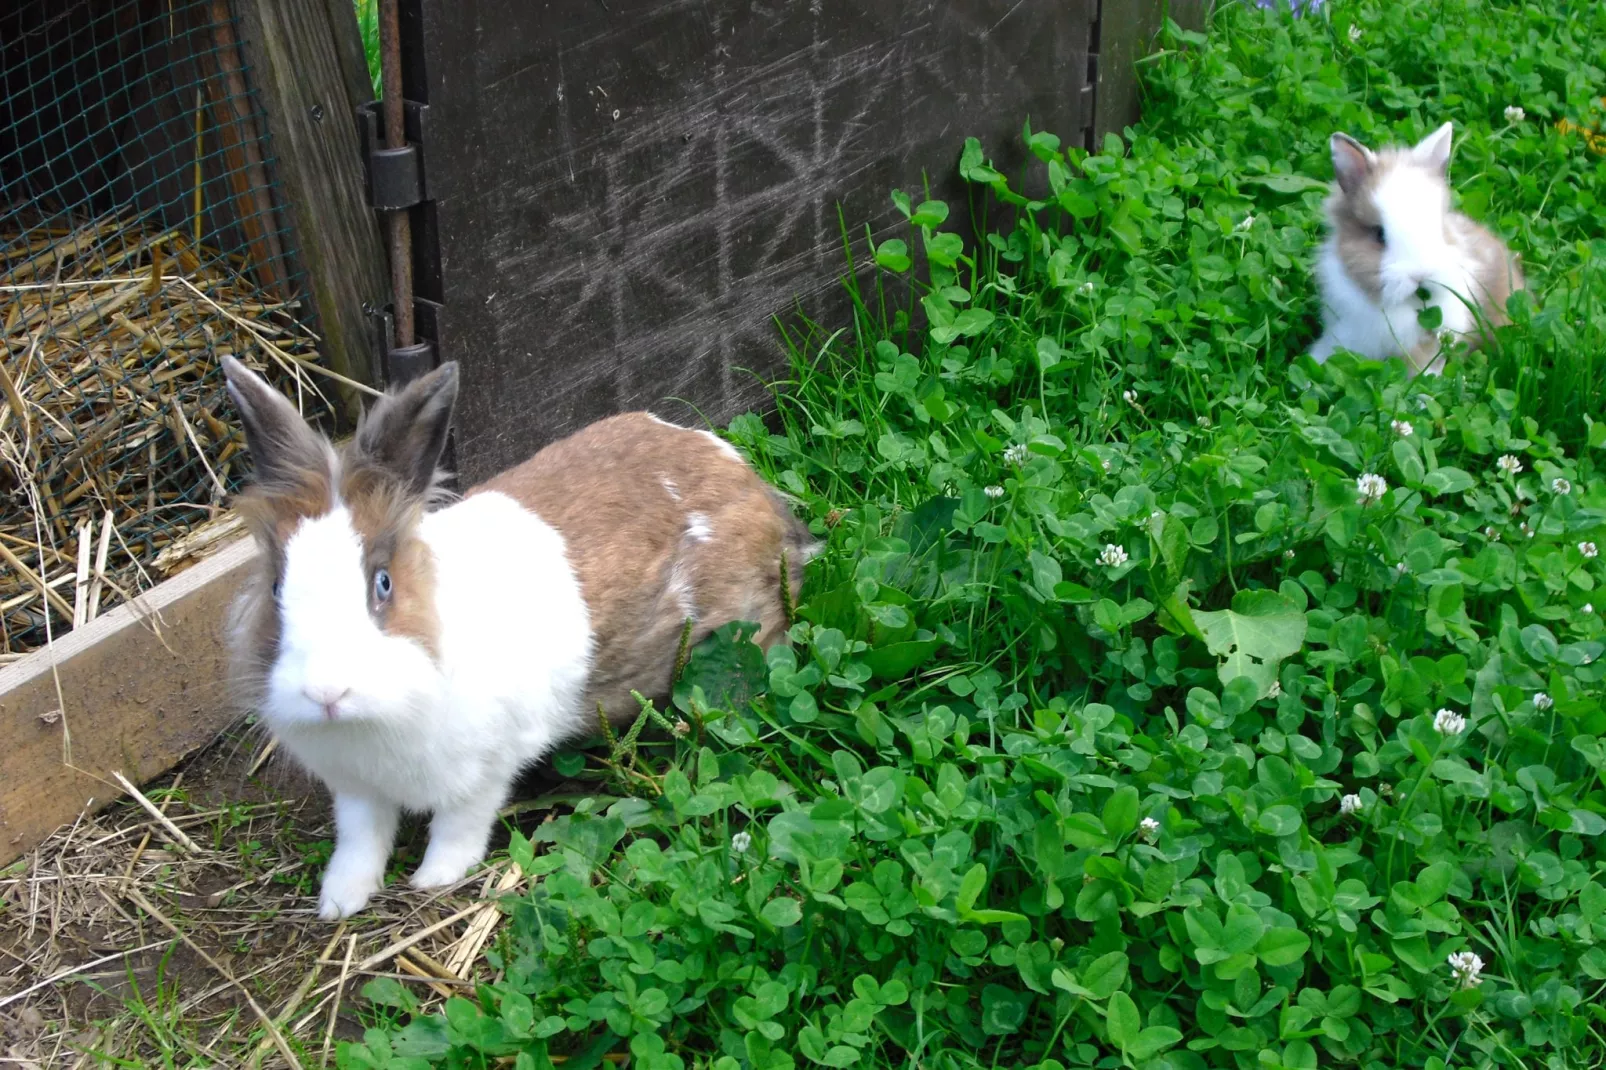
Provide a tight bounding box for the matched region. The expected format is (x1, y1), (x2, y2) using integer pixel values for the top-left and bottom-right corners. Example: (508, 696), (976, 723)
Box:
(477, 413), (813, 722)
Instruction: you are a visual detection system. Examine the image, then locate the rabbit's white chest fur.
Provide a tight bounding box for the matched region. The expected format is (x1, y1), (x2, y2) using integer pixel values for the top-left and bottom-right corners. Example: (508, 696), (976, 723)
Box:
(1311, 238), (1476, 368)
(268, 491), (594, 814)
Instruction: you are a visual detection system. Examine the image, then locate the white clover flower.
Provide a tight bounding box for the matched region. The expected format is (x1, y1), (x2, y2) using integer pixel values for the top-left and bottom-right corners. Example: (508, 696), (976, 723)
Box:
(1284, 549), (1296, 561)
(1003, 443), (1029, 467)
(1552, 477), (1572, 495)
(1580, 541), (1599, 559)
(1077, 280), (1097, 296)
(1348, 24), (1362, 41)
(1098, 544), (1130, 569)
(1586, 603), (1596, 615)
(1395, 561), (1409, 576)
(1485, 527), (1501, 542)
(1340, 794), (1362, 816)
(1357, 473), (1388, 505)
(1267, 680), (1282, 699)
(1139, 816), (1161, 841)
(672, 718), (691, 737)
(984, 484), (1005, 500)
(1101, 459), (1113, 473)
(1497, 454), (1523, 475)
(1122, 389), (1139, 404)
(731, 831), (752, 854)
(1235, 214), (1255, 232)
(1150, 510), (1165, 522)
(1391, 419), (1414, 437)
(1504, 105), (1526, 123)
(1520, 522), (1535, 539)
(1196, 416), (1212, 428)
(1534, 692), (1554, 711)
(1448, 950), (1485, 989)
(1434, 708), (1467, 736)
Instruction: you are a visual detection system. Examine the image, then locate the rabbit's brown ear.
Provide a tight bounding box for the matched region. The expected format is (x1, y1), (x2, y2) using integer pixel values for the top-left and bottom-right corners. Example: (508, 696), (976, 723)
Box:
(1412, 122), (1454, 175)
(1330, 133), (1375, 196)
(222, 356), (328, 491)
(353, 363), (459, 495)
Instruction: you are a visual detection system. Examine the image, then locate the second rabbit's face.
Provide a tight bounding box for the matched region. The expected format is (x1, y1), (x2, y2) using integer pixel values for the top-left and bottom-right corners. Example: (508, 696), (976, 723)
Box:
(1329, 123), (1461, 308)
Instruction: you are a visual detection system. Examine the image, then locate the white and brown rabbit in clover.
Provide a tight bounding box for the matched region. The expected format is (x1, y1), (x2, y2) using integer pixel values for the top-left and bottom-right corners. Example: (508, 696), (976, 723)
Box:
(222, 357), (816, 920)
(1309, 122), (1525, 375)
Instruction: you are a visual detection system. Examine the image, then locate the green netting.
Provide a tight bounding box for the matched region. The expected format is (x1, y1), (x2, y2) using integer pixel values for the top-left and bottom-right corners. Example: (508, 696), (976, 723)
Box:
(0, 0), (336, 657)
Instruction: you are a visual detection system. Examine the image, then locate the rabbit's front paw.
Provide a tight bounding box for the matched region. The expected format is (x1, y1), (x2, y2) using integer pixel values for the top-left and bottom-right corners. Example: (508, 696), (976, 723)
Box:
(409, 849), (479, 890)
(318, 856), (384, 920)
(411, 800), (497, 890)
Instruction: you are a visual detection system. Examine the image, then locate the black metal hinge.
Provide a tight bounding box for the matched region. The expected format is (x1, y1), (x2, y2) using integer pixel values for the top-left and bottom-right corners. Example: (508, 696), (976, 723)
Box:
(356, 98), (439, 386)
(365, 297), (442, 386)
(356, 98), (429, 211)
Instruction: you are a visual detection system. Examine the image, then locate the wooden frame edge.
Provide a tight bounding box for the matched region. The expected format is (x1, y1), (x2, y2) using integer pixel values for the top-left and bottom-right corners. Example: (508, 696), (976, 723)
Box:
(0, 537), (260, 869)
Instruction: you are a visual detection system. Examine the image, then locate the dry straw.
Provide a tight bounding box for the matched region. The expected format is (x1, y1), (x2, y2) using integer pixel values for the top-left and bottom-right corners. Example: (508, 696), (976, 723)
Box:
(0, 213), (342, 659)
(0, 734), (536, 1068)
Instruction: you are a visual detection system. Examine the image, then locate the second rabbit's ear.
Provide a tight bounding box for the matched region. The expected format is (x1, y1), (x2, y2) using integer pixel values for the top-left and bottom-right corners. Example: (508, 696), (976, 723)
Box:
(1412, 122), (1454, 174)
(1330, 132), (1376, 195)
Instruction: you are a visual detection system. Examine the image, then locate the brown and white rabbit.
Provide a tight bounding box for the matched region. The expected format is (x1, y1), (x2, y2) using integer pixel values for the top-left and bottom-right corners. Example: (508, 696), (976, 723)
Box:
(222, 357), (815, 919)
(1309, 122), (1525, 374)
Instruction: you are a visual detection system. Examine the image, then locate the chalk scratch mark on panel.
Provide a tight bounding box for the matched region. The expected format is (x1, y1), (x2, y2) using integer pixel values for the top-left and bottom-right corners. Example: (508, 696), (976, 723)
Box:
(419, 0), (1099, 482)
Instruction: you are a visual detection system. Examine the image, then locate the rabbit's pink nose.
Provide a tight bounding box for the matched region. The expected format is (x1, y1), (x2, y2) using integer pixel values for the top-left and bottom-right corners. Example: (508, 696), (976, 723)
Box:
(303, 685), (351, 719)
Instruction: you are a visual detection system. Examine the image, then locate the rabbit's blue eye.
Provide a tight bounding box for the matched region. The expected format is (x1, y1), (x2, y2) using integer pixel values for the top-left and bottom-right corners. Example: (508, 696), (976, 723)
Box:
(373, 568), (393, 604)
(272, 580), (282, 599)
(1373, 225), (1386, 245)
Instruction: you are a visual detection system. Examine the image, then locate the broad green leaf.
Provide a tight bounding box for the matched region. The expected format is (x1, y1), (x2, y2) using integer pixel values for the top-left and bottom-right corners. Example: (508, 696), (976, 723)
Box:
(1256, 927), (1311, 966)
(956, 863), (987, 914)
(1080, 951), (1130, 999)
(1413, 861), (1455, 907)
(1222, 904), (1265, 955)
(1106, 991), (1141, 1048)
(1128, 1026), (1184, 1059)
(1103, 785), (1140, 839)
(873, 238), (911, 273)
(761, 898), (802, 927)
(1194, 590), (1307, 698)
(1423, 466), (1475, 494)
(1194, 590), (1308, 662)
(1256, 804), (1303, 837)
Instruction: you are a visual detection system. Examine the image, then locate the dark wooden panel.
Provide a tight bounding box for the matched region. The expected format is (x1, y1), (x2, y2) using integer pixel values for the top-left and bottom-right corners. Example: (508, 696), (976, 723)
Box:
(416, 0), (1098, 484)
(232, 0), (389, 410)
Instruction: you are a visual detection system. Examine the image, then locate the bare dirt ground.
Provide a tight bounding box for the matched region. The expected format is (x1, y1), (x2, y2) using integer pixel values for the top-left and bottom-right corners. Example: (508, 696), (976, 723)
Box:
(0, 721), (555, 1069)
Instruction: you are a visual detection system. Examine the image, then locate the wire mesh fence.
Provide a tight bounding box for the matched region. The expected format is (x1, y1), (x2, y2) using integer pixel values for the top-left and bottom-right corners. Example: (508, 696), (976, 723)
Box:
(1, 0), (341, 659)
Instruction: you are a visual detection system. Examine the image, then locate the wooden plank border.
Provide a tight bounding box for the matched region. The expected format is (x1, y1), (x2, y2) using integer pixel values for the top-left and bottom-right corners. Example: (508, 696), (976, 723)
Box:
(0, 538), (258, 869)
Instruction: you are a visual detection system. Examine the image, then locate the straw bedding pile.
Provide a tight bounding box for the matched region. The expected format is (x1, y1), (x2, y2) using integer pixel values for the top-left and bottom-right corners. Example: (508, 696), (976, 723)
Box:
(0, 732), (539, 1069)
(0, 212), (336, 660)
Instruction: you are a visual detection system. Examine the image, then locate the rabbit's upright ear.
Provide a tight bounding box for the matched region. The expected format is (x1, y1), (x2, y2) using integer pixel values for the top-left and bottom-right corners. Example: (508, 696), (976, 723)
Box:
(354, 363), (460, 495)
(1412, 122), (1454, 175)
(222, 355), (328, 489)
(1329, 132), (1376, 196)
